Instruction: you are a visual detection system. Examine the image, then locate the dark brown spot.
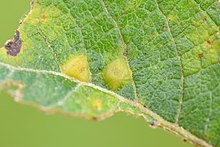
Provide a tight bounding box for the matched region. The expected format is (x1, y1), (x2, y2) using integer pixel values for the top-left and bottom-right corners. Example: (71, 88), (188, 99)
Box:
(4, 30), (22, 56)
(149, 121), (157, 128)
(203, 18), (207, 22)
(206, 39), (213, 45)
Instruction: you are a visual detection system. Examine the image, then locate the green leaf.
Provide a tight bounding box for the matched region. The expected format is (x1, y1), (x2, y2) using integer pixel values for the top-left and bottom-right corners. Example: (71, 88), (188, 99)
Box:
(0, 0), (219, 146)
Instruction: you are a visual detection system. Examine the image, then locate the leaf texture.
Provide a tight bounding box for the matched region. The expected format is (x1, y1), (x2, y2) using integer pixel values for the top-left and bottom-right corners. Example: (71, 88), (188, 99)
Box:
(0, 0), (219, 146)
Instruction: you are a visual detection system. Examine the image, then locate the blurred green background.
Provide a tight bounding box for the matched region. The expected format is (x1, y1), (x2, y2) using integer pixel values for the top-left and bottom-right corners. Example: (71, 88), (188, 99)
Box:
(0, 1), (191, 147)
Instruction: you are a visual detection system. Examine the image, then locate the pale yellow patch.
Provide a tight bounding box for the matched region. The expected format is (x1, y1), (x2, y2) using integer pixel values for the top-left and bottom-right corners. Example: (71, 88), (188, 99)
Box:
(61, 54), (91, 82)
(35, 18), (40, 24)
(103, 58), (132, 90)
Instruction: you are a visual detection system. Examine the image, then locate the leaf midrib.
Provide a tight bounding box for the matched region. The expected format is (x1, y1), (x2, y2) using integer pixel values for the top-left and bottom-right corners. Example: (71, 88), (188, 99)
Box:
(0, 61), (211, 147)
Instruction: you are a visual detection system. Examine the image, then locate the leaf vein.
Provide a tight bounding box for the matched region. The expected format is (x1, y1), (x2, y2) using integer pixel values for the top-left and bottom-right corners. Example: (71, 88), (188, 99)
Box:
(155, 0), (185, 124)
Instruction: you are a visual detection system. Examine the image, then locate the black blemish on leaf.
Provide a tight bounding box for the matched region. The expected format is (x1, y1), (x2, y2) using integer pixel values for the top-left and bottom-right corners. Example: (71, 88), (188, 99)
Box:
(4, 30), (22, 56)
(149, 121), (157, 129)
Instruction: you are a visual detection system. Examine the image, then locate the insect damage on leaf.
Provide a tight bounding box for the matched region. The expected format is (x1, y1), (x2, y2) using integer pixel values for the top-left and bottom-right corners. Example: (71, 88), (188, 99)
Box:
(61, 54), (91, 82)
(103, 58), (132, 90)
(4, 30), (22, 56)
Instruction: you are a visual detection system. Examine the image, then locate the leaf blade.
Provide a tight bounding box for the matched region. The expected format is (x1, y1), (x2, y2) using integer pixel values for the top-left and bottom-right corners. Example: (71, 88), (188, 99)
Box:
(0, 0), (220, 146)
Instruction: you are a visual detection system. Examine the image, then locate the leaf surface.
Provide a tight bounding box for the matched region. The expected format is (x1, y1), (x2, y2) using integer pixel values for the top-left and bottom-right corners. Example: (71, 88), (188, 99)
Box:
(0, 0), (220, 146)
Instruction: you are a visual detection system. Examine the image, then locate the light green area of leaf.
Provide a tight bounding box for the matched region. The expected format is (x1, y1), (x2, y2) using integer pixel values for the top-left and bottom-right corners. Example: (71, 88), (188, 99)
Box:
(0, 0), (219, 146)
